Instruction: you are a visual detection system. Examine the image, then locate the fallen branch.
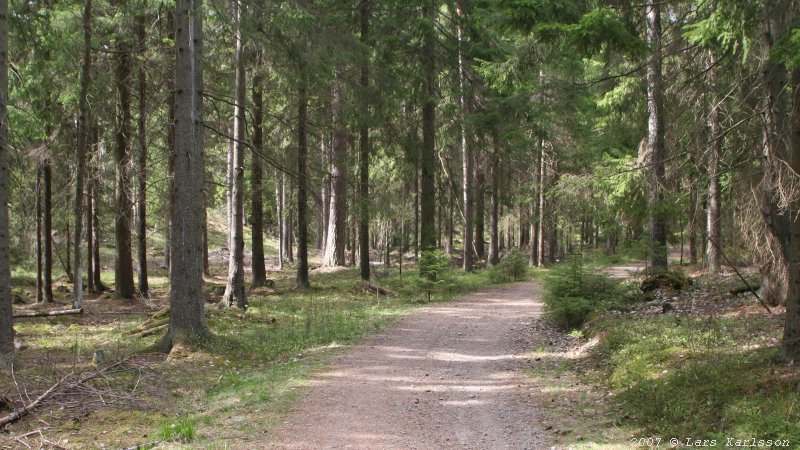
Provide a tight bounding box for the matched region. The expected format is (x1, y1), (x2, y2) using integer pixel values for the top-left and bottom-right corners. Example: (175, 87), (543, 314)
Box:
(730, 284), (760, 296)
(133, 324), (168, 338)
(12, 308), (83, 319)
(365, 283), (398, 297)
(0, 358), (129, 429)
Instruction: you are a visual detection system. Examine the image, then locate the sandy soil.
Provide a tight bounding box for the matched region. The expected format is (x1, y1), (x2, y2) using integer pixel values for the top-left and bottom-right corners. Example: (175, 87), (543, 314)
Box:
(268, 281), (546, 449)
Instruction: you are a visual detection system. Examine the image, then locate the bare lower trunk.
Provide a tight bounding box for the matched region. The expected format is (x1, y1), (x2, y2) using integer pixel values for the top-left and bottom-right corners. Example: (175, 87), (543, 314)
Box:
(43, 161), (54, 302)
(323, 68), (348, 267)
(488, 148), (499, 266)
(136, 15), (149, 297)
(114, 38), (135, 300)
(73, 0), (92, 309)
(706, 49), (722, 274)
(36, 166), (43, 302)
(296, 64), (310, 288)
(419, 0), (437, 276)
(251, 71), (267, 287)
(358, 0), (371, 280)
(222, 4), (247, 308)
(474, 171), (485, 262)
(646, 2), (668, 270)
(167, 0), (208, 345)
(0, 0), (10, 353)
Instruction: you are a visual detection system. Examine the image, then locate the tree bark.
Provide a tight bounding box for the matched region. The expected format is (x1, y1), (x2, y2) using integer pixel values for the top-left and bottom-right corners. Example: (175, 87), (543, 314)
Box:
(474, 169), (485, 261)
(784, 64), (800, 360)
(276, 167), (284, 269)
(73, 0), (92, 309)
(323, 68), (348, 267)
(251, 69), (267, 287)
(90, 121), (105, 291)
(0, 0), (11, 354)
(136, 15), (149, 297)
(167, 0), (208, 345)
(488, 146), (500, 266)
(706, 49), (722, 274)
(296, 63), (310, 288)
(222, 2), (247, 308)
(537, 146), (546, 266)
(646, 2), (668, 270)
(456, 0), (473, 272)
(419, 0), (437, 276)
(114, 33), (135, 299)
(358, 0), (371, 280)
(43, 161), (54, 301)
(36, 166), (43, 302)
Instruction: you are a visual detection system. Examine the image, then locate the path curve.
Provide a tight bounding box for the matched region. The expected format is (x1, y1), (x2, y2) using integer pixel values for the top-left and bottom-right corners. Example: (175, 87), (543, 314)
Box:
(269, 281), (545, 449)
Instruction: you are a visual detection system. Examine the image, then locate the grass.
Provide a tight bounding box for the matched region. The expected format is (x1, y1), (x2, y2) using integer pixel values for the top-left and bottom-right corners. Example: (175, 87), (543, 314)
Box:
(6, 222), (535, 448)
(584, 303), (800, 446)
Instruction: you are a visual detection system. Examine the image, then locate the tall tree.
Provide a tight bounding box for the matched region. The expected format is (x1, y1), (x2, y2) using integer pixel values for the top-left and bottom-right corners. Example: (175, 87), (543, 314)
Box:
(73, 0), (92, 309)
(0, 0), (11, 355)
(167, 0), (208, 345)
(136, 14), (150, 297)
(419, 0), (438, 275)
(114, 27), (135, 299)
(222, 1), (247, 308)
(296, 62), (310, 288)
(706, 49), (722, 274)
(645, 2), (667, 270)
(358, 0), (371, 280)
(456, 0), (473, 272)
(251, 68), (267, 287)
(323, 68), (347, 267)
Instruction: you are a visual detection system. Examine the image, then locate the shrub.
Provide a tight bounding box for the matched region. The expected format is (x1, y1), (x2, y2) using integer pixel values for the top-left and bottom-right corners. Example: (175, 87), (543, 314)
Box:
(543, 255), (638, 329)
(157, 416), (196, 443)
(418, 248), (451, 281)
(489, 249), (529, 283)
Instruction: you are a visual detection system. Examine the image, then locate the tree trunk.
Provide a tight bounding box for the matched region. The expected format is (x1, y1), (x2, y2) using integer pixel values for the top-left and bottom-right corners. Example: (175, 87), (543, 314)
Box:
(222, 3), (247, 308)
(321, 138), (330, 252)
(43, 161), (54, 301)
(706, 49), (722, 274)
(86, 162), (94, 294)
(488, 147), (500, 266)
(251, 69), (267, 287)
(114, 34), (135, 299)
(168, 0), (208, 346)
(688, 170), (698, 265)
(419, 0), (437, 276)
(0, 0), (11, 352)
(783, 64), (800, 360)
(646, 2), (668, 270)
(537, 146), (546, 267)
(358, 0), (371, 280)
(276, 167), (284, 269)
(296, 63), (310, 289)
(36, 166), (43, 302)
(456, 0), (473, 272)
(136, 15), (149, 297)
(323, 68), (348, 267)
(73, 0), (92, 309)
(90, 120), (105, 292)
(474, 170), (485, 261)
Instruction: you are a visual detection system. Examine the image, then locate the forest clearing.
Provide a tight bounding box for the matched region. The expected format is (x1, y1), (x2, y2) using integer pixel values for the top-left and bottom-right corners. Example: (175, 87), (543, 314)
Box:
(1, 0), (800, 448)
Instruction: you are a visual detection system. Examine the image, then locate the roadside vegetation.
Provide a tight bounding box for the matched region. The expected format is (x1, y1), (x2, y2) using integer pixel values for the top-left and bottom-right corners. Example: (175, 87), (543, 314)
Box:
(539, 254), (800, 448)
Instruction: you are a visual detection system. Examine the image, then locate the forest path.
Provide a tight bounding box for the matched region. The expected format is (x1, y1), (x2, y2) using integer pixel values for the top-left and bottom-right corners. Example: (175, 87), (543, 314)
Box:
(268, 281), (546, 449)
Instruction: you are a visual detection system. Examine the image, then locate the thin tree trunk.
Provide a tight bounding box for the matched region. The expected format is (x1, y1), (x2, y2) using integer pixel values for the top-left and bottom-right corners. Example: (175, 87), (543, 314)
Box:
(474, 170), (485, 261)
(320, 138), (329, 252)
(456, 0), (473, 272)
(706, 49), (723, 274)
(488, 146), (499, 266)
(251, 69), (267, 287)
(323, 68), (348, 267)
(646, 2), (668, 270)
(359, 0), (371, 280)
(73, 0), (92, 309)
(222, 3), (247, 308)
(90, 120), (105, 292)
(36, 166), (43, 302)
(537, 146), (546, 267)
(136, 15), (149, 297)
(0, 0), (10, 354)
(86, 163), (94, 294)
(296, 63), (310, 289)
(276, 167), (284, 269)
(43, 161), (54, 302)
(168, 0), (208, 346)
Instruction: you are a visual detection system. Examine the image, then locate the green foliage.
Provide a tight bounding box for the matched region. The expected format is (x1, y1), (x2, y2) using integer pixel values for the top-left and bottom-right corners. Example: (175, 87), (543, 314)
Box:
(589, 314), (800, 442)
(773, 28), (800, 68)
(418, 248), (451, 281)
(543, 255), (639, 329)
(157, 416), (196, 443)
(489, 249), (529, 283)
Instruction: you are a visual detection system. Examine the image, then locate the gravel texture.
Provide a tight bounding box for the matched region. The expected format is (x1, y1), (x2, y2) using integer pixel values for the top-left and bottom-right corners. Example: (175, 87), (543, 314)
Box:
(270, 281), (545, 449)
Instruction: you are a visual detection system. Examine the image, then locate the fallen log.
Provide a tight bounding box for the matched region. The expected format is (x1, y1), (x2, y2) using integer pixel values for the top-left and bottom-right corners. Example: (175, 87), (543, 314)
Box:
(12, 308), (83, 319)
(133, 324), (168, 338)
(730, 284), (760, 296)
(365, 283), (398, 297)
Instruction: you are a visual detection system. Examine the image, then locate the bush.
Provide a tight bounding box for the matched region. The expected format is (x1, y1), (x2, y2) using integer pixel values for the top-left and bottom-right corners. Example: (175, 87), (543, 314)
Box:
(489, 249), (529, 283)
(543, 255), (638, 329)
(418, 248), (451, 281)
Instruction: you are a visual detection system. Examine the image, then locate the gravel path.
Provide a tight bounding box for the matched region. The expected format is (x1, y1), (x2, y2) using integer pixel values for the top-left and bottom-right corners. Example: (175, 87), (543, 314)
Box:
(269, 281), (545, 449)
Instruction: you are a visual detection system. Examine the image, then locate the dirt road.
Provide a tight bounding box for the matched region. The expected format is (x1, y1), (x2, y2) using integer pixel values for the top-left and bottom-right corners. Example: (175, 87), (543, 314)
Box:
(269, 281), (546, 449)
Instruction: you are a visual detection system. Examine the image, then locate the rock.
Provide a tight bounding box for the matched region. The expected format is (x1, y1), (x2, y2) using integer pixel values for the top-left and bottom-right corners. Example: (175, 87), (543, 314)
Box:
(93, 350), (106, 365)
